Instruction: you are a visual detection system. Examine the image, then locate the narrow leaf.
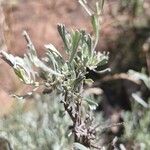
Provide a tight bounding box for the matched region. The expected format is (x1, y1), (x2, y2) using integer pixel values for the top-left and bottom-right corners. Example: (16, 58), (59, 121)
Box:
(91, 15), (98, 35)
(132, 93), (149, 108)
(72, 75), (85, 90)
(74, 142), (89, 150)
(45, 44), (62, 58)
(57, 24), (70, 52)
(69, 31), (81, 63)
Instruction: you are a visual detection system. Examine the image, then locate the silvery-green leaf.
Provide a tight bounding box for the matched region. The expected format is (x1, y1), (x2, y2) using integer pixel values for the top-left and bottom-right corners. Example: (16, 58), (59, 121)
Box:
(14, 67), (33, 84)
(45, 44), (64, 71)
(69, 31), (81, 63)
(72, 75), (85, 90)
(46, 51), (59, 71)
(96, 2), (101, 15)
(96, 52), (109, 66)
(84, 96), (98, 110)
(83, 57), (89, 66)
(91, 15), (100, 51)
(74, 142), (89, 150)
(25, 40), (63, 76)
(132, 93), (148, 108)
(57, 24), (70, 52)
(81, 33), (92, 57)
(96, 0), (105, 15)
(78, 0), (93, 16)
(1, 51), (35, 84)
(86, 34), (92, 56)
(44, 44), (62, 58)
(91, 15), (99, 36)
(0, 51), (16, 67)
(92, 68), (111, 74)
(34, 58), (63, 77)
(128, 70), (150, 89)
(22, 30), (37, 56)
(84, 78), (94, 85)
(100, 0), (105, 11)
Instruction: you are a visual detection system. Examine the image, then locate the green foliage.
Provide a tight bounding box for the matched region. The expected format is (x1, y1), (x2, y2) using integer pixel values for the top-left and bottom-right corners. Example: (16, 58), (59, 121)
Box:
(123, 101), (150, 149)
(0, 0), (109, 149)
(0, 0), (149, 149)
(123, 70), (150, 149)
(128, 70), (150, 90)
(0, 94), (72, 150)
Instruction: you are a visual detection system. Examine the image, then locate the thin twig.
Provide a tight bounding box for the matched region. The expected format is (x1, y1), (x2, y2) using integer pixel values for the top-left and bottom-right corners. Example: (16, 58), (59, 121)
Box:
(94, 122), (125, 131)
(63, 91), (75, 122)
(22, 30), (37, 55)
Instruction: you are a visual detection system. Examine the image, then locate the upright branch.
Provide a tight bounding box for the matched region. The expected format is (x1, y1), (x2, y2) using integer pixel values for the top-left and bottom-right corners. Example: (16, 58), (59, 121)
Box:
(0, 0), (109, 149)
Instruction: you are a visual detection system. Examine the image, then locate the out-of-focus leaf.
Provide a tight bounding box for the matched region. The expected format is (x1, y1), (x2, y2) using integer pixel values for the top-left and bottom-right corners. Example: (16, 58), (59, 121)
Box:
(96, 2), (100, 15)
(84, 78), (94, 85)
(78, 0), (92, 16)
(84, 97), (98, 110)
(100, 0), (105, 11)
(132, 93), (149, 108)
(128, 70), (150, 89)
(95, 0), (105, 15)
(12, 87), (38, 100)
(74, 142), (89, 150)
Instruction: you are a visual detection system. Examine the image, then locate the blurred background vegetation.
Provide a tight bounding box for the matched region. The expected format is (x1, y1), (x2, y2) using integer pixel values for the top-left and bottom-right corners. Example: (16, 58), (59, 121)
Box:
(0, 0), (150, 149)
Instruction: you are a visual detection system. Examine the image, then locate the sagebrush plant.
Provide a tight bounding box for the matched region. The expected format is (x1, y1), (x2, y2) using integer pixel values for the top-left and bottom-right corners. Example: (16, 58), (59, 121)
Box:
(122, 70), (150, 149)
(123, 104), (150, 149)
(0, 0), (109, 149)
(0, 94), (72, 150)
